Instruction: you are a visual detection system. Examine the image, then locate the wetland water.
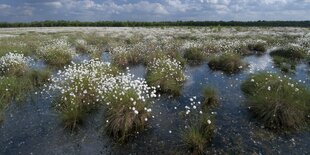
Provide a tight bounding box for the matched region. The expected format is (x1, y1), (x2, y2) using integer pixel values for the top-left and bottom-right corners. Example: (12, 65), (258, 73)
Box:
(0, 50), (309, 154)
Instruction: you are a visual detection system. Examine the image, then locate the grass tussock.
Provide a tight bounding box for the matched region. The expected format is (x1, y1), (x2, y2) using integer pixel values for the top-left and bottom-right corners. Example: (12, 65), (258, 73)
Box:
(0, 52), (32, 77)
(183, 47), (206, 64)
(111, 49), (142, 67)
(0, 76), (34, 122)
(104, 88), (150, 143)
(270, 46), (307, 72)
(241, 73), (310, 130)
(146, 57), (186, 96)
(270, 46), (307, 60)
(48, 60), (120, 130)
(36, 38), (76, 68)
(208, 53), (248, 74)
(247, 42), (266, 53)
(182, 111), (215, 154)
(202, 87), (219, 108)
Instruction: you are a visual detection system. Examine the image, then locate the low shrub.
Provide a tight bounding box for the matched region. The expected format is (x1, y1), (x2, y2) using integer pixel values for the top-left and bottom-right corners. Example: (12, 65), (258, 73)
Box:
(208, 53), (247, 74)
(241, 73), (310, 130)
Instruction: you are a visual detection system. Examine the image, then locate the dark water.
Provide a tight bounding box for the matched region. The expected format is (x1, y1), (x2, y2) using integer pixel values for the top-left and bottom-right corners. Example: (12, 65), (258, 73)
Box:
(1, 50), (309, 154)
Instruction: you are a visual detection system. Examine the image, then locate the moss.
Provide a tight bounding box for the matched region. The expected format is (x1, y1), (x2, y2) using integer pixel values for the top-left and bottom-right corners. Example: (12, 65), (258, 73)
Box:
(241, 73), (310, 130)
(208, 53), (248, 74)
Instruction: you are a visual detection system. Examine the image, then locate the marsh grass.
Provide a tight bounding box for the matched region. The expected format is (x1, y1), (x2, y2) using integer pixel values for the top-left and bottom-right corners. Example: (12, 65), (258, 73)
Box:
(27, 69), (51, 87)
(208, 53), (248, 74)
(55, 78), (101, 129)
(182, 110), (215, 154)
(0, 76), (35, 122)
(146, 57), (186, 96)
(270, 46), (307, 60)
(42, 49), (73, 68)
(202, 87), (219, 108)
(247, 42), (266, 53)
(112, 50), (142, 68)
(270, 46), (307, 72)
(37, 39), (75, 68)
(272, 56), (296, 73)
(104, 88), (150, 143)
(184, 47), (206, 64)
(241, 73), (310, 130)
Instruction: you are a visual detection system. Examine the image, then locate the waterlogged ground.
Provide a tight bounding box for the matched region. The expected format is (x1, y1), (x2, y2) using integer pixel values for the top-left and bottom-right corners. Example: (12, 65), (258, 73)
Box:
(1, 50), (309, 154)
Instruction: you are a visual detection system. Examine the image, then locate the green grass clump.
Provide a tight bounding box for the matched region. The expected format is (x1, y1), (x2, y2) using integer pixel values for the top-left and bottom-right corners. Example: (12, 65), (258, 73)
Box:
(111, 50), (142, 67)
(247, 42), (266, 53)
(49, 60), (120, 130)
(27, 69), (51, 87)
(42, 49), (73, 68)
(104, 88), (150, 143)
(182, 111), (215, 154)
(272, 56), (296, 73)
(0, 52), (32, 77)
(241, 73), (310, 130)
(270, 46), (307, 72)
(184, 47), (206, 64)
(0, 76), (34, 122)
(36, 39), (75, 68)
(146, 57), (186, 96)
(270, 46), (307, 60)
(208, 53), (247, 74)
(202, 87), (219, 108)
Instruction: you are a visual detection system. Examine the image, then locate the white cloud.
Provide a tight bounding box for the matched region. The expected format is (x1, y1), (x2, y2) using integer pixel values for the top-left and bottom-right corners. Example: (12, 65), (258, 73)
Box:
(0, 4), (11, 10)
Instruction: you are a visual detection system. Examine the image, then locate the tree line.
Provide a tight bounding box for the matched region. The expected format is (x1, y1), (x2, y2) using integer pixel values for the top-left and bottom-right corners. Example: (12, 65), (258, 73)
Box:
(0, 20), (309, 27)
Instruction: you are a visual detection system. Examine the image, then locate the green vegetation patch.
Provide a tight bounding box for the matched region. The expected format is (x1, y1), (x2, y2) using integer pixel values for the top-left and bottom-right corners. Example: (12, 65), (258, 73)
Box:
(241, 73), (310, 130)
(208, 53), (248, 74)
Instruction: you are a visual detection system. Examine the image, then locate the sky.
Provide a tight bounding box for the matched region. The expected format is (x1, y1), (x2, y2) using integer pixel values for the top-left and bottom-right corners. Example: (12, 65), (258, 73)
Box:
(0, 0), (309, 22)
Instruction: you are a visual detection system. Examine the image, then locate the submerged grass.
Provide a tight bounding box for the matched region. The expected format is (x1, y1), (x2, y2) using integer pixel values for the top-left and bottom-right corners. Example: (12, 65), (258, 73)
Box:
(241, 73), (310, 130)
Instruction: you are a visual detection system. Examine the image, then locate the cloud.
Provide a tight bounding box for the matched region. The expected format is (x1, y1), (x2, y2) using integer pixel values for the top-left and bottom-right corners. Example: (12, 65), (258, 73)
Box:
(0, 0), (309, 22)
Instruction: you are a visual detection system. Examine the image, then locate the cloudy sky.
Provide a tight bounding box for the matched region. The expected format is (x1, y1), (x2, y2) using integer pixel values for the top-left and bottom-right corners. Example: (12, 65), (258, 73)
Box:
(0, 0), (309, 22)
